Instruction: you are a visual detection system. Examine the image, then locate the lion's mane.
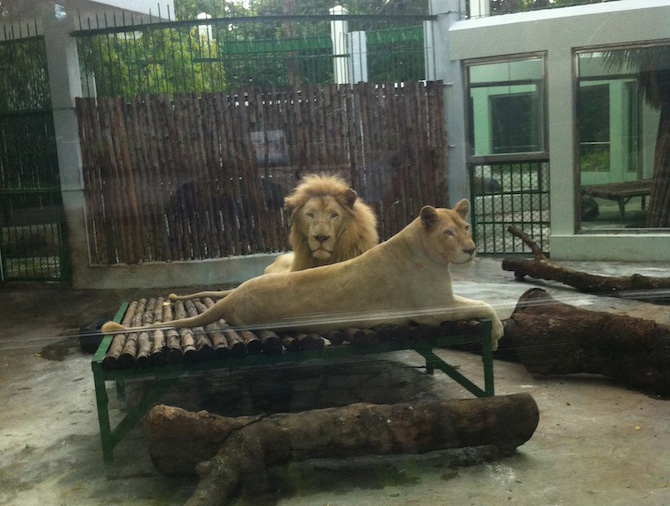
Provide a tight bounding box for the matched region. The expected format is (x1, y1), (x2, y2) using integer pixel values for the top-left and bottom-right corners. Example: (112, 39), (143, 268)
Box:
(285, 174), (379, 271)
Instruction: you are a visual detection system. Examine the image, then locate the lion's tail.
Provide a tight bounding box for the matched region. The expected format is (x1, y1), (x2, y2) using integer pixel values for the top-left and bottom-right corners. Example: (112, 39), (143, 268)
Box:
(101, 306), (226, 334)
(101, 321), (130, 333)
(100, 319), (191, 334)
(168, 289), (234, 302)
(101, 320), (186, 334)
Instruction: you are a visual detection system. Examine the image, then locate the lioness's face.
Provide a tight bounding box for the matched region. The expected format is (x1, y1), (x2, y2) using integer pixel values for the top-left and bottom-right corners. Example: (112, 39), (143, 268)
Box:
(420, 200), (477, 265)
(298, 196), (347, 260)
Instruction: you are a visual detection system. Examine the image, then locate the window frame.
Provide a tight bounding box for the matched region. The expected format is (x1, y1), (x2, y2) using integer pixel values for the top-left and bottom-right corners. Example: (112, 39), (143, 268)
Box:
(573, 41), (670, 233)
(464, 52), (548, 165)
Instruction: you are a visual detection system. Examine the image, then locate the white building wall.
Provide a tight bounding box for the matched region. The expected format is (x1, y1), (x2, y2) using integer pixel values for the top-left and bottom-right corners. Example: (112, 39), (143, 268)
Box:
(431, 0), (670, 261)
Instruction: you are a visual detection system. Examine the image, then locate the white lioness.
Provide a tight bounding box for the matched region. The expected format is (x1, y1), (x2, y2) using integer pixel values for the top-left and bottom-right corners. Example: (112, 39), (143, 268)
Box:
(169, 174), (379, 302)
(102, 200), (504, 349)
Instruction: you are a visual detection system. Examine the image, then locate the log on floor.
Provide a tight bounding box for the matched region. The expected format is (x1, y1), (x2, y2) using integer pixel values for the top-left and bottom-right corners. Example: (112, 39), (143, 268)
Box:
(504, 288), (670, 396)
(144, 394), (539, 506)
(502, 226), (670, 301)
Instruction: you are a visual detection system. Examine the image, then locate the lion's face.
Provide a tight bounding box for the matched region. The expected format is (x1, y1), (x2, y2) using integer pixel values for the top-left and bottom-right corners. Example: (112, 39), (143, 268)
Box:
(295, 195), (348, 261)
(277, 174), (379, 273)
(419, 200), (477, 266)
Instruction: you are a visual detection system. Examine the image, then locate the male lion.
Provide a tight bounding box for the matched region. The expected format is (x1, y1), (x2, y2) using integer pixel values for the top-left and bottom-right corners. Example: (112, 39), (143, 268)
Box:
(169, 174), (379, 301)
(103, 199), (504, 349)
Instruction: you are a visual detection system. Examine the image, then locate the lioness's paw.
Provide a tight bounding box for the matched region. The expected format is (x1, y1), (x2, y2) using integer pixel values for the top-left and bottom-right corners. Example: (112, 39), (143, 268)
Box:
(491, 317), (504, 351)
(168, 293), (179, 302)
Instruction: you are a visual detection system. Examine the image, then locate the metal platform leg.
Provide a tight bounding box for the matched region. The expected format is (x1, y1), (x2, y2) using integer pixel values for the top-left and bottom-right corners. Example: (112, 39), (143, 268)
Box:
(480, 319), (495, 396)
(92, 361), (115, 463)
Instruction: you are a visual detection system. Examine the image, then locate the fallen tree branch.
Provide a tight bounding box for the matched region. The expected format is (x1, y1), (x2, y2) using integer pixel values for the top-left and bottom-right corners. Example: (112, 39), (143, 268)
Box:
(502, 225), (670, 300)
(503, 288), (670, 396)
(144, 395), (539, 506)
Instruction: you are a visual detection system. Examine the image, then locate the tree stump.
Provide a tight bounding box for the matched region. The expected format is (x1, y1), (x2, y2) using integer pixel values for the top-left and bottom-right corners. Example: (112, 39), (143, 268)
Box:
(504, 288), (670, 395)
(144, 394), (539, 506)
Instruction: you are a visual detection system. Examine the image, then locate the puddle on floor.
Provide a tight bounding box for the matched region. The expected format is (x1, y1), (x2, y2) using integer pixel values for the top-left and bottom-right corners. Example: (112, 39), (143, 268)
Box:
(39, 335), (81, 361)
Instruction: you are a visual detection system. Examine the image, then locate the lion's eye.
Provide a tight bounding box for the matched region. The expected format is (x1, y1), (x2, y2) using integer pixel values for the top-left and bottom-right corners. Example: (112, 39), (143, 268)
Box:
(444, 229), (454, 237)
(464, 225), (470, 232)
(306, 212), (315, 219)
(331, 212), (339, 219)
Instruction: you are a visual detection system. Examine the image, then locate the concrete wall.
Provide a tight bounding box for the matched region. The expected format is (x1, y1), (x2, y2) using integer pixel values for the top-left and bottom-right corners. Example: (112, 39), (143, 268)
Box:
(431, 0), (670, 261)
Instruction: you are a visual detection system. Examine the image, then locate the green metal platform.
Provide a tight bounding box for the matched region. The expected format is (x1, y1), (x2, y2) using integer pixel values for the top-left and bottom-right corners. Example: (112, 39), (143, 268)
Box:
(91, 305), (494, 463)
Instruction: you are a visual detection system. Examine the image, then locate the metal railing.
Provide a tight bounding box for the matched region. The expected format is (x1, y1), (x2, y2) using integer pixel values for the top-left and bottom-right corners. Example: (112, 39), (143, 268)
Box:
(0, 33), (69, 282)
(469, 160), (550, 255)
(73, 14), (432, 98)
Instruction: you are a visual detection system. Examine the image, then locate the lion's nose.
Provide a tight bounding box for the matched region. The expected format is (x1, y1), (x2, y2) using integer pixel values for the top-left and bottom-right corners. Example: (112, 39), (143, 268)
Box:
(314, 234), (330, 244)
(463, 248), (476, 256)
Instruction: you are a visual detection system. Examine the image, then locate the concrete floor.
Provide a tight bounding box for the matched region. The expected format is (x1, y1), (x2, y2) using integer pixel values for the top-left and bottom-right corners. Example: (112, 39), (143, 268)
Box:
(1, 257), (669, 506)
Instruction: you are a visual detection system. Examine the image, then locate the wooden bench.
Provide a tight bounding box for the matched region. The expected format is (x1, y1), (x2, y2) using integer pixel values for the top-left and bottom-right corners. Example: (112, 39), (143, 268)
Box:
(91, 298), (495, 463)
(582, 179), (652, 218)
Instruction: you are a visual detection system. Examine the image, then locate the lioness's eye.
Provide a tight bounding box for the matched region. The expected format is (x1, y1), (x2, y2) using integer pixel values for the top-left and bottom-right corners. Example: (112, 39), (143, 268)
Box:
(444, 229), (454, 237)
(306, 212), (315, 219)
(331, 212), (339, 219)
(464, 225), (470, 232)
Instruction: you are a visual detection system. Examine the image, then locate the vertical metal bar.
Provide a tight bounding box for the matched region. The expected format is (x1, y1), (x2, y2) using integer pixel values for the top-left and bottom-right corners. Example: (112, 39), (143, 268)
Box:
(92, 360), (114, 463)
(91, 302), (128, 463)
(480, 319), (495, 396)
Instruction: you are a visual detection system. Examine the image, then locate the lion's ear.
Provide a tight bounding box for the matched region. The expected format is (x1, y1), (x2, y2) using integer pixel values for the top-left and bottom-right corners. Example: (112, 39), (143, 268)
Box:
(420, 205), (439, 230)
(344, 188), (358, 209)
(453, 199), (470, 220)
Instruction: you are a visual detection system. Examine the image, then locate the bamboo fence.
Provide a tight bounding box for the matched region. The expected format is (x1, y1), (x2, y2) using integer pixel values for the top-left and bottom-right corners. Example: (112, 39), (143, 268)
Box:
(76, 81), (447, 265)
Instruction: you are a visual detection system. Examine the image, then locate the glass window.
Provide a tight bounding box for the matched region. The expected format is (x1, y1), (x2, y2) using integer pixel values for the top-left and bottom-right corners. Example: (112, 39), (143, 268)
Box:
(467, 56), (545, 158)
(577, 44), (670, 231)
(578, 83), (611, 173)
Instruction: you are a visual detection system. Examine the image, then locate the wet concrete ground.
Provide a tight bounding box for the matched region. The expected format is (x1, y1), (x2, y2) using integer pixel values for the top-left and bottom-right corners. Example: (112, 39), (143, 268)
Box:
(0, 257), (669, 506)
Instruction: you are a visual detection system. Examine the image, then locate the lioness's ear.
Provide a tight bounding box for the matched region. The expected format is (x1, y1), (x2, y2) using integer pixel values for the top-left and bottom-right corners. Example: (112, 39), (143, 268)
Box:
(453, 199), (470, 220)
(344, 188), (358, 209)
(420, 205), (439, 230)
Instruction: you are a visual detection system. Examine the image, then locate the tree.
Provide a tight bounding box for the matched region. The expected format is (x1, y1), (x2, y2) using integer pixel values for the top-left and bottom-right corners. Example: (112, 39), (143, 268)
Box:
(490, 0), (610, 15)
(604, 46), (670, 228)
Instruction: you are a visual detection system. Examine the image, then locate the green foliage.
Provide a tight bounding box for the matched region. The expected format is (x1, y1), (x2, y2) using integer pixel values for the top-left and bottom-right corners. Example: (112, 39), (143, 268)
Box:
(579, 148), (610, 173)
(490, 0), (619, 15)
(0, 37), (51, 112)
(175, 0), (428, 20)
(79, 25), (227, 96)
(76, 0), (428, 97)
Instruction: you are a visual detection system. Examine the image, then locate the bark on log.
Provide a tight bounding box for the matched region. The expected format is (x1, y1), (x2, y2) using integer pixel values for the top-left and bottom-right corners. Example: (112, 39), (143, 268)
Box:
(502, 226), (670, 301)
(240, 330), (262, 354)
(325, 329), (345, 345)
(145, 394), (538, 479)
(505, 288), (670, 395)
(153, 394), (537, 506)
(299, 333), (325, 351)
(258, 329), (282, 355)
(202, 298), (244, 358)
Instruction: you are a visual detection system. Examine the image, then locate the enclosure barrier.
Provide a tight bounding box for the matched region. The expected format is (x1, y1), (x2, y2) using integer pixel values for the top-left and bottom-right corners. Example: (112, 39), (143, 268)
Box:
(469, 160), (550, 255)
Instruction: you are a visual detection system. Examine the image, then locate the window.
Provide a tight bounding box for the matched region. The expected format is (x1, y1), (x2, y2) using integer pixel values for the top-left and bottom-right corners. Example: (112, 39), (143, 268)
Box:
(466, 56), (546, 158)
(577, 45), (669, 231)
(577, 84), (610, 173)
(490, 92), (541, 154)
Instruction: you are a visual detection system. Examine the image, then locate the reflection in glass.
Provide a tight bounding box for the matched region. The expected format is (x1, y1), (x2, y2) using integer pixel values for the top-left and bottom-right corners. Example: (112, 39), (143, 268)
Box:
(468, 57), (545, 157)
(577, 45), (670, 230)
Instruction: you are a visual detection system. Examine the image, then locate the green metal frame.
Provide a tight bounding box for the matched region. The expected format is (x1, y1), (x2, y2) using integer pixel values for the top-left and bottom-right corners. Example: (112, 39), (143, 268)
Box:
(469, 160), (551, 256)
(92, 305), (494, 463)
(74, 14), (428, 97)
